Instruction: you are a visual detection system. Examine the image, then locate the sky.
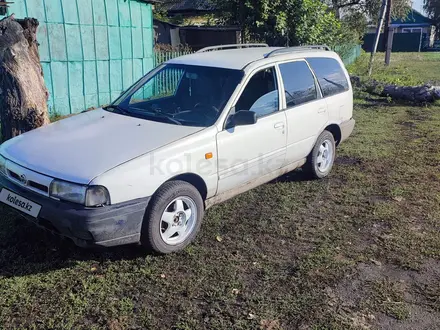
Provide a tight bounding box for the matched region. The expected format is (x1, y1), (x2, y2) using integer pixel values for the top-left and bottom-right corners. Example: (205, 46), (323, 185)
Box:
(411, 0), (426, 14)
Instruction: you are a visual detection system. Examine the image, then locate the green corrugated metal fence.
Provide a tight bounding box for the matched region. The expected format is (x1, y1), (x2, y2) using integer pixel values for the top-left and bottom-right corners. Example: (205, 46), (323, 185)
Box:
(362, 33), (426, 52)
(1, 0), (155, 115)
(332, 44), (362, 66)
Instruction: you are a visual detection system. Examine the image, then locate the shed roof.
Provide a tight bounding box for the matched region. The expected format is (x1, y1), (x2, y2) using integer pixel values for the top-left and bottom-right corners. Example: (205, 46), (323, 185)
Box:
(392, 9), (433, 25)
(162, 0), (215, 13)
(137, 0), (163, 3)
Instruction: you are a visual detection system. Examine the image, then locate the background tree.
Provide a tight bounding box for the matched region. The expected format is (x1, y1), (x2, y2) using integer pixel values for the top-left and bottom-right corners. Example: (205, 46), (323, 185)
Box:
(424, 0), (440, 37)
(325, 0), (410, 50)
(324, 0), (410, 22)
(214, 0), (347, 47)
(340, 11), (368, 40)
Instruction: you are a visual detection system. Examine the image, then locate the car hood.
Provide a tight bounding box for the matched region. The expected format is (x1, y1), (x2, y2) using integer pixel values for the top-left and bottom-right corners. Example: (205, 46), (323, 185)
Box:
(0, 109), (204, 184)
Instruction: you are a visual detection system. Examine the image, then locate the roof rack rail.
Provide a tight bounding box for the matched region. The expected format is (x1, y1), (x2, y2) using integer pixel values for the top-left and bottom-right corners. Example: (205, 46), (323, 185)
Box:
(264, 45), (331, 58)
(197, 43), (269, 53)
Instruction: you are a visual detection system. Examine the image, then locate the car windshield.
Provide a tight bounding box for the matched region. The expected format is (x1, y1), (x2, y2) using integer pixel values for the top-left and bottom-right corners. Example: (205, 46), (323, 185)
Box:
(108, 64), (244, 127)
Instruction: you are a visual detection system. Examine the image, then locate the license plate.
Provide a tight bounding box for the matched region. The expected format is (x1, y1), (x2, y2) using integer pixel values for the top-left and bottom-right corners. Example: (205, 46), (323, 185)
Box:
(0, 188), (41, 218)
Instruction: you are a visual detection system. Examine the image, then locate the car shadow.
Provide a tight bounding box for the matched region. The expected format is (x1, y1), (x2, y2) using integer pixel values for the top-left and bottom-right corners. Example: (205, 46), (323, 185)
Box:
(0, 213), (151, 278)
(269, 168), (314, 184)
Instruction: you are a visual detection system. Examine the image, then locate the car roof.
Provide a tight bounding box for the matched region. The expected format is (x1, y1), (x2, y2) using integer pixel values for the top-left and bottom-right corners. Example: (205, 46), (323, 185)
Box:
(166, 47), (339, 71)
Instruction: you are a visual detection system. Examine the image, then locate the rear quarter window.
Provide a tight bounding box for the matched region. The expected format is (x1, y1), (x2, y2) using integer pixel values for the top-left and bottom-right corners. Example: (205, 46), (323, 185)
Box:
(306, 57), (349, 97)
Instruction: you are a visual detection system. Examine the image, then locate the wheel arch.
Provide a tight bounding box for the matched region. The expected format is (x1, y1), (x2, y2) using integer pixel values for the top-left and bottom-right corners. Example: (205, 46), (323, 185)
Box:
(166, 173), (208, 201)
(324, 123), (342, 146)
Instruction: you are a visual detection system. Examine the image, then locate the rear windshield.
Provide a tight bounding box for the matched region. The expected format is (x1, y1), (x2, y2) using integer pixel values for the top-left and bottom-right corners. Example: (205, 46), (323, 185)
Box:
(306, 58), (349, 97)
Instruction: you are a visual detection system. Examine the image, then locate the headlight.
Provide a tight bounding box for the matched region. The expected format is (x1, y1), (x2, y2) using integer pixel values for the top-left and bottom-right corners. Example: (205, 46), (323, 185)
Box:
(85, 186), (110, 207)
(0, 155), (6, 175)
(50, 180), (87, 204)
(50, 180), (110, 207)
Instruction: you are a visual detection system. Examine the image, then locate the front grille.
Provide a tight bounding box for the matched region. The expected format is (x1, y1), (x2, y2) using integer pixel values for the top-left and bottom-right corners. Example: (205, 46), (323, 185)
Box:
(8, 170), (49, 194)
(28, 181), (49, 193)
(9, 170), (20, 181)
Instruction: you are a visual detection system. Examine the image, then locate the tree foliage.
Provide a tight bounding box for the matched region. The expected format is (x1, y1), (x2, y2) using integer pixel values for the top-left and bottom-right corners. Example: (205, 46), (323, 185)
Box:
(327, 0), (410, 46)
(341, 11), (368, 41)
(214, 0), (348, 46)
(323, 0), (410, 20)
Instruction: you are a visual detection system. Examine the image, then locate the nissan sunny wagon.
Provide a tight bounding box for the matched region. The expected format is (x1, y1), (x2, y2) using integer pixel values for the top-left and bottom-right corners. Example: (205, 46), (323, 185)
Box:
(0, 44), (355, 253)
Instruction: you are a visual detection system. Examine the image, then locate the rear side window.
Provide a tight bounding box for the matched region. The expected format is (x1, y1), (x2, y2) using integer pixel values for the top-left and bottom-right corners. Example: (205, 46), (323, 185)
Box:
(279, 61), (317, 107)
(306, 58), (349, 97)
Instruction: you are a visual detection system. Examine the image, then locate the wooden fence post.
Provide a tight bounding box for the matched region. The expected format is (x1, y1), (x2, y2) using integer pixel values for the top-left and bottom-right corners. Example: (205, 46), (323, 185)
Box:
(368, 0), (388, 76)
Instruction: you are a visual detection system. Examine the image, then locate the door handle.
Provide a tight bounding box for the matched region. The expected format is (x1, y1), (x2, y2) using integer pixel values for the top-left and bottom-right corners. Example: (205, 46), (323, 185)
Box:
(318, 106), (327, 113)
(274, 122), (285, 129)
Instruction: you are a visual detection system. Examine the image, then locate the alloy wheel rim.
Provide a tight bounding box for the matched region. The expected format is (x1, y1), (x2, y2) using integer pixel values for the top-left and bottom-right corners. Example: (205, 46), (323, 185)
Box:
(160, 196), (197, 245)
(316, 139), (334, 173)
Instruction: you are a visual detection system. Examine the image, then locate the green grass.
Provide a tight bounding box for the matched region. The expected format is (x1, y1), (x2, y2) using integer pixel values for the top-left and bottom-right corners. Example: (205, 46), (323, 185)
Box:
(348, 52), (440, 86)
(1, 52), (440, 329)
(368, 279), (410, 320)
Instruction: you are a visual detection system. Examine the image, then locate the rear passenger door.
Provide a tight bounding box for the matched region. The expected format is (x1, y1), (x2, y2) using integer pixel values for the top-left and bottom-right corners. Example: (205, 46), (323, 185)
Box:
(306, 57), (352, 127)
(278, 60), (328, 164)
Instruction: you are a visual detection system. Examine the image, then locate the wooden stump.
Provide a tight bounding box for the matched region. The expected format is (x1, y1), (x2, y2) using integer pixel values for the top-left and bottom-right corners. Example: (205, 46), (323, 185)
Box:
(0, 16), (50, 142)
(351, 75), (440, 103)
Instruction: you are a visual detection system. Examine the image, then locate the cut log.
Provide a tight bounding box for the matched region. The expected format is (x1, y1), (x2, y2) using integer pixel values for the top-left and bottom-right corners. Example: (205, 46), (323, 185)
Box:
(0, 15), (50, 142)
(351, 75), (440, 103)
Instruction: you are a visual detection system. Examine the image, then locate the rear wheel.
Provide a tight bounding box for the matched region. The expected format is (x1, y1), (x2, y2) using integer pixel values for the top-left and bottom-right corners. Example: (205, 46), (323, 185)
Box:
(141, 181), (204, 254)
(305, 130), (336, 179)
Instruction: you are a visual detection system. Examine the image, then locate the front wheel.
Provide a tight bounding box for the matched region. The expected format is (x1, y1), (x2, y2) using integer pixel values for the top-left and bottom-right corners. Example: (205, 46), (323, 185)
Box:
(141, 181), (204, 254)
(304, 130), (336, 179)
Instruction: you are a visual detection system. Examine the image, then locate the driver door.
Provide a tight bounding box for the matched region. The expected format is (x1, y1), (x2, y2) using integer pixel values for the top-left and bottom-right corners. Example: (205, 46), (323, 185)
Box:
(216, 66), (287, 194)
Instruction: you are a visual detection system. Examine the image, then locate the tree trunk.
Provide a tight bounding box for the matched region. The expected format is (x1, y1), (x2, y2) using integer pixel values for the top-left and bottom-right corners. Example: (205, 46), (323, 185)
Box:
(0, 16), (50, 142)
(351, 76), (440, 103)
(332, 0), (341, 19)
(383, 0), (392, 65)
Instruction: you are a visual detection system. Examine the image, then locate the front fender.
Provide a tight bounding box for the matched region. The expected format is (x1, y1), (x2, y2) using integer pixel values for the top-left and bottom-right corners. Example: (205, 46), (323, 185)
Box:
(90, 127), (218, 204)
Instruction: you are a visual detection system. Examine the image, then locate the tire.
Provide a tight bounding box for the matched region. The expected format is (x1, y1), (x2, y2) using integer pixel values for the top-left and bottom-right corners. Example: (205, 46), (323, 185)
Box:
(304, 130), (336, 179)
(141, 180), (204, 254)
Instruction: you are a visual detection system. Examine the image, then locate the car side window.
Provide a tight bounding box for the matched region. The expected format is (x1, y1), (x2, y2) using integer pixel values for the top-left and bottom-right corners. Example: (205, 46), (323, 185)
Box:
(306, 57), (349, 97)
(235, 67), (279, 118)
(279, 61), (317, 107)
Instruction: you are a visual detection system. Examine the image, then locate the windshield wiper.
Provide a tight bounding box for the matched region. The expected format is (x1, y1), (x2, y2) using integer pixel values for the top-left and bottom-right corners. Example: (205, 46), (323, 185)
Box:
(103, 104), (131, 115)
(147, 112), (182, 126)
(105, 105), (182, 125)
(129, 108), (183, 126)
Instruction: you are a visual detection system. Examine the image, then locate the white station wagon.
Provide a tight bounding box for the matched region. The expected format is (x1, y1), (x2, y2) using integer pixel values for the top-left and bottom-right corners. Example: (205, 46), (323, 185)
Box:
(0, 44), (354, 253)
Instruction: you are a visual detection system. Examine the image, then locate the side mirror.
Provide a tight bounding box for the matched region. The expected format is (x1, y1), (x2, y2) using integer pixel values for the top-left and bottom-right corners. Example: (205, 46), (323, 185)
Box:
(232, 110), (257, 127)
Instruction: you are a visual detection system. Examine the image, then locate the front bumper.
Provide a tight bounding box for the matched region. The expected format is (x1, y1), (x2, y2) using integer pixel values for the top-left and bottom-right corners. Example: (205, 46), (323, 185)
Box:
(0, 175), (150, 247)
(340, 118), (356, 143)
